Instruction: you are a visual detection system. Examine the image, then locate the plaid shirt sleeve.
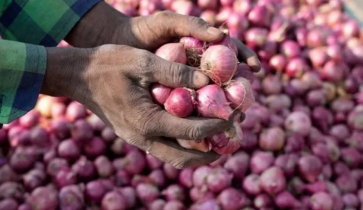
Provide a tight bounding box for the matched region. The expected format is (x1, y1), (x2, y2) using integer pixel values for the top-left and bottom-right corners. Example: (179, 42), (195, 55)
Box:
(0, 0), (101, 125)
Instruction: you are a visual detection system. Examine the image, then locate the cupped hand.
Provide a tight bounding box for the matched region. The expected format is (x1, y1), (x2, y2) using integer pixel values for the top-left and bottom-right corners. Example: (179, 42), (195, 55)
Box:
(42, 45), (239, 169)
(116, 10), (262, 72)
(66, 2), (262, 72)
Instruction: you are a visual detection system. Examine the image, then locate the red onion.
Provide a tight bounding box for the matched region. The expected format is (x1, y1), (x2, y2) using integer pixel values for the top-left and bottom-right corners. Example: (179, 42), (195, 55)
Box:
(196, 84), (233, 120)
(309, 192), (333, 210)
(285, 58), (309, 78)
(224, 77), (255, 112)
(85, 180), (107, 203)
(101, 190), (127, 210)
(250, 151), (274, 174)
(149, 169), (166, 188)
(285, 111), (312, 136)
(269, 54), (287, 72)
(65, 101), (86, 122)
(244, 28), (269, 49)
(248, 5), (272, 27)
(164, 88), (195, 118)
(197, 0), (217, 10)
(206, 167), (232, 193)
(210, 35), (238, 56)
(192, 166), (212, 187)
(0, 198), (18, 210)
(150, 83), (172, 106)
(163, 163), (180, 181)
(298, 155), (323, 183)
(224, 152), (249, 179)
(320, 60), (348, 82)
(274, 191), (301, 209)
(162, 184), (185, 201)
(84, 137), (106, 158)
(200, 45), (237, 84)
(259, 127), (285, 151)
(136, 183), (160, 204)
(59, 185), (84, 210)
(155, 43), (187, 64)
(200, 10), (217, 26)
(28, 186), (58, 210)
(260, 166), (286, 195)
(242, 174), (261, 195)
(217, 188), (250, 210)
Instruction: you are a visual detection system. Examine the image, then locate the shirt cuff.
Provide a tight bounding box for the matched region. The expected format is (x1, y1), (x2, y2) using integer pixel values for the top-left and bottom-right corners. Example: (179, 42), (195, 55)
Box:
(0, 0), (102, 46)
(0, 39), (46, 124)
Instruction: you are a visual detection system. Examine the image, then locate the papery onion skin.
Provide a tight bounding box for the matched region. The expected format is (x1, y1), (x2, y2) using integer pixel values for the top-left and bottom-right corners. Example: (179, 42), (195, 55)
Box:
(200, 45), (238, 84)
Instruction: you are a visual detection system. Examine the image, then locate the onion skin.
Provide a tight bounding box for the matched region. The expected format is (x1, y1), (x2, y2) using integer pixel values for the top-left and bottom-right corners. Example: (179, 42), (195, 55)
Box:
(196, 84), (233, 121)
(150, 83), (172, 106)
(200, 45), (238, 84)
(210, 121), (243, 155)
(164, 88), (195, 118)
(155, 43), (187, 64)
(260, 166), (286, 196)
(224, 77), (255, 112)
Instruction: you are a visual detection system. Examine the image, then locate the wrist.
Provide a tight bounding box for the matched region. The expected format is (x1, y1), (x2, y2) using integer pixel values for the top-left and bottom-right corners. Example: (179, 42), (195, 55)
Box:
(65, 1), (129, 47)
(41, 47), (94, 100)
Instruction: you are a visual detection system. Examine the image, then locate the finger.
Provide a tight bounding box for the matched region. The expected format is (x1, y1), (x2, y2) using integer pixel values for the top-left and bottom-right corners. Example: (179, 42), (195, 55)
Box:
(148, 137), (220, 169)
(155, 11), (224, 43)
(146, 107), (240, 140)
(152, 56), (210, 89)
(232, 38), (262, 72)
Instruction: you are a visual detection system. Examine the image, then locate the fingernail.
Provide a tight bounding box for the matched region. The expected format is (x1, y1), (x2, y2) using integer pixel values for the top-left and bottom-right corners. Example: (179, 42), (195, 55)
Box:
(193, 71), (209, 88)
(207, 27), (223, 36)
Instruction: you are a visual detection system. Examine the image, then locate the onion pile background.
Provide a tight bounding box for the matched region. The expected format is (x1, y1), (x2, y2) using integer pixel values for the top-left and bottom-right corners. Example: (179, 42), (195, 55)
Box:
(1, 0), (363, 209)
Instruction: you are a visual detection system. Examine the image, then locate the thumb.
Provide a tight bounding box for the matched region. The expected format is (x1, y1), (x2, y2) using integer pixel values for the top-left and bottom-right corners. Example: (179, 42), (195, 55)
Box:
(153, 59), (210, 89)
(155, 11), (224, 43)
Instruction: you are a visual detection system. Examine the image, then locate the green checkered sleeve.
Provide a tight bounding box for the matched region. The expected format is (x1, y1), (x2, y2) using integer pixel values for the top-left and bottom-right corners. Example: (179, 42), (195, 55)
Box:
(0, 0), (101, 46)
(0, 0), (101, 125)
(0, 39), (46, 124)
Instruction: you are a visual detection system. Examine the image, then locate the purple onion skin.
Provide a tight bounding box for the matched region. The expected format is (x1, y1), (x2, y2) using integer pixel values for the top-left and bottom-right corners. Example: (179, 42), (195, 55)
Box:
(260, 166), (286, 196)
(28, 186), (58, 210)
(284, 133), (305, 153)
(163, 164), (180, 181)
(94, 156), (114, 178)
(59, 185), (84, 210)
(54, 168), (77, 189)
(189, 186), (214, 203)
(342, 193), (359, 208)
(340, 148), (361, 168)
(298, 155), (323, 183)
(334, 161), (350, 177)
(224, 152), (249, 179)
(85, 180), (107, 203)
(250, 151), (274, 174)
(149, 169), (166, 188)
(309, 192), (334, 210)
(335, 174), (358, 193)
(162, 184), (185, 201)
(0, 198), (18, 210)
(242, 173), (261, 196)
(146, 154), (163, 170)
(274, 191), (301, 209)
(179, 168), (193, 188)
(149, 199), (166, 210)
(254, 193), (272, 208)
(190, 199), (220, 210)
(136, 183), (160, 204)
(162, 200), (185, 210)
(192, 166), (212, 187)
(119, 187), (137, 209)
(206, 167), (232, 193)
(23, 169), (46, 191)
(18, 203), (32, 210)
(101, 190), (127, 210)
(0, 182), (25, 202)
(217, 188), (250, 210)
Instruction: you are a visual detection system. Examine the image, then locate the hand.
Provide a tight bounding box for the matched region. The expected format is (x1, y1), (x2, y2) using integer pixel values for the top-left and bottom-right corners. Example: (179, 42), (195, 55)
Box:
(41, 45), (238, 169)
(65, 2), (262, 72)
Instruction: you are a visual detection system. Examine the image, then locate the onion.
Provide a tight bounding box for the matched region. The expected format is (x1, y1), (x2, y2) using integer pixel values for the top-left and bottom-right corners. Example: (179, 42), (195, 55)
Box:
(200, 45), (237, 84)
(164, 88), (195, 118)
(260, 166), (286, 195)
(150, 83), (172, 105)
(196, 84), (233, 120)
(217, 188), (250, 210)
(248, 5), (272, 27)
(224, 77), (255, 112)
(309, 192), (333, 210)
(155, 43), (187, 64)
(298, 155), (323, 183)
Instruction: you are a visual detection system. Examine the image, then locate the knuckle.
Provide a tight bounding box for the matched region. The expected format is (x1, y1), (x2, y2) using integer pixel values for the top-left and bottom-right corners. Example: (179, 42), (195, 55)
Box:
(155, 10), (174, 20)
(188, 126), (204, 140)
(188, 16), (208, 27)
(169, 64), (190, 86)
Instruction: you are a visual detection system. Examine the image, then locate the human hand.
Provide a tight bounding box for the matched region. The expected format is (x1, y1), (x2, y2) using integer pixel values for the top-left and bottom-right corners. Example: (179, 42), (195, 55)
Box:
(65, 2), (262, 72)
(41, 45), (239, 168)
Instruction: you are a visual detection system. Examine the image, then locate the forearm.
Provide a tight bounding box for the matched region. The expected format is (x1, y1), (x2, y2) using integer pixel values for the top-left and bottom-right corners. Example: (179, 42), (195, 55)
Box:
(65, 1), (129, 48)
